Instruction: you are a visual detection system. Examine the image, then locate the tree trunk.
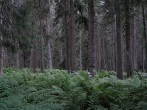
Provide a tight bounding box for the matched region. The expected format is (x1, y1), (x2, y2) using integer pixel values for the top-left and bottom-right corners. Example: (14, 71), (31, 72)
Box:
(125, 0), (133, 77)
(39, 0), (44, 72)
(88, 0), (96, 77)
(69, 0), (76, 71)
(30, 47), (36, 72)
(94, 20), (99, 71)
(16, 47), (23, 69)
(0, 4), (3, 76)
(112, 21), (117, 71)
(40, 29), (44, 72)
(131, 12), (138, 71)
(142, 47), (145, 72)
(79, 30), (82, 70)
(48, 39), (52, 69)
(47, 0), (53, 69)
(142, 4), (147, 72)
(115, 0), (123, 79)
(0, 36), (3, 76)
(63, 0), (70, 72)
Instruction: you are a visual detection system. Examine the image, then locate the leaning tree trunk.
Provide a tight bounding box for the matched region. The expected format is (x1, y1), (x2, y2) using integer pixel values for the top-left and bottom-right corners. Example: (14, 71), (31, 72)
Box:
(88, 0), (96, 77)
(115, 0), (123, 79)
(125, 0), (133, 77)
(69, 0), (76, 71)
(142, 4), (147, 72)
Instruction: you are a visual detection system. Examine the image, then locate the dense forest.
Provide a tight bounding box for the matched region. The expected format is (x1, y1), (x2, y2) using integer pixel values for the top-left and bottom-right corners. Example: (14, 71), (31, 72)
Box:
(0, 0), (147, 110)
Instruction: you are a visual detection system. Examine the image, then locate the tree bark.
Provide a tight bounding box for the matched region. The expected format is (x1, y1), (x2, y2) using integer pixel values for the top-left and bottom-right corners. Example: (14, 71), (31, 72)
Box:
(79, 30), (82, 70)
(47, 0), (53, 69)
(69, 0), (76, 71)
(88, 0), (96, 77)
(142, 4), (147, 72)
(16, 47), (23, 69)
(0, 36), (3, 76)
(39, 0), (44, 72)
(112, 21), (117, 71)
(30, 47), (36, 72)
(0, 4), (3, 76)
(63, 0), (70, 72)
(124, 0), (133, 77)
(115, 0), (123, 79)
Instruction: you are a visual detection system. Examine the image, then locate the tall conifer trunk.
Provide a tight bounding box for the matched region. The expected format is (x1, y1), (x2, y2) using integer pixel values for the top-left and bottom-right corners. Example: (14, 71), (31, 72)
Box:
(142, 4), (147, 72)
(63, 0), (70, 71)
(125, 0), (133, 77)
(39, 0), (44, 72)
(0, 4), (3, 76)
(115, 0), (123, 79)
(88, 0), (95, 77)
(69, 0), (76, 71)
(47, 0), (53, 69)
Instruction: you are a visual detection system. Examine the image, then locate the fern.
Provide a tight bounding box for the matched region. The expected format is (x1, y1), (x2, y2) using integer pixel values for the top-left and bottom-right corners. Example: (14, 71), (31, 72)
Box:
(0, 68), (147, 110)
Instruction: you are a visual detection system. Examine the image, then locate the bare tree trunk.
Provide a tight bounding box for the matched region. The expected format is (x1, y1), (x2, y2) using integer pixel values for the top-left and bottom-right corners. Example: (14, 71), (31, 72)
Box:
(0, 36), (3, 76)
(48, 39), (52, 69)
(102, 35), (107, 70)
(60, 47), (63, 64)
(88, 0), (96, 77)
(131, 13), (138, 71)
(95, 23), (100, 70)
(112, 21), (117, 71)
(98, 30), (101, 70)
(30, 46), (36, 72)
(63, 0), (70, 71)
(39, 0), (44, 72)
(47, 0), (53, 69)
(115, 0), (123, 79)
(142, 4), (147, 72)
(79, 30), (82, 70)
(125, 0), (133, 77)
(69, 0), (76, 71)
(142, 47), (145, 72)
(0, 4), (3, 76)
(40, 30), (44, 72)
(16, 47), (23, 69)
(130, 2), (137, 71)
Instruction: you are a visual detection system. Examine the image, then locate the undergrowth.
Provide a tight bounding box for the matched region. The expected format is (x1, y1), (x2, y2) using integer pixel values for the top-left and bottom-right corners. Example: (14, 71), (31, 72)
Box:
(0, 67), (147, 110)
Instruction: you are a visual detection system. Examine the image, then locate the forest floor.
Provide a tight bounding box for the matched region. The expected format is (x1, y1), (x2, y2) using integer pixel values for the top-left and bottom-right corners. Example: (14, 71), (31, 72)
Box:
(0, 68), (147, 110)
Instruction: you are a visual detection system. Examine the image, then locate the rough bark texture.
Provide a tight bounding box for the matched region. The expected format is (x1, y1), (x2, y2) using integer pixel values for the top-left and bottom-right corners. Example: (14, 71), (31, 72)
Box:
(39, 0), (44, 72)
(69, 0), (76, 71)
(125, 0), (133, 77)
(0, 4), (3, 76)
(115, 0), (123, 79)
(63, 0), (70, 72)
(48, 39), (52, 69)
(47, 0), (53, 69)
(88, 0), (96, 77)
(29, 47), (36, 72)
(142, 4), (147, 72)
(0, 38), (3, 76)
(79, 30), (82, 70)
(16, 47), (24, 69)
(113, 22), (117, 71)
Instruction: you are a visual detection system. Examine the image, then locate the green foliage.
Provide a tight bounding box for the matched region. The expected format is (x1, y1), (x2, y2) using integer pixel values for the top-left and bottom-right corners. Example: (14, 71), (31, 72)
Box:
(0, 68), (147, 110)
